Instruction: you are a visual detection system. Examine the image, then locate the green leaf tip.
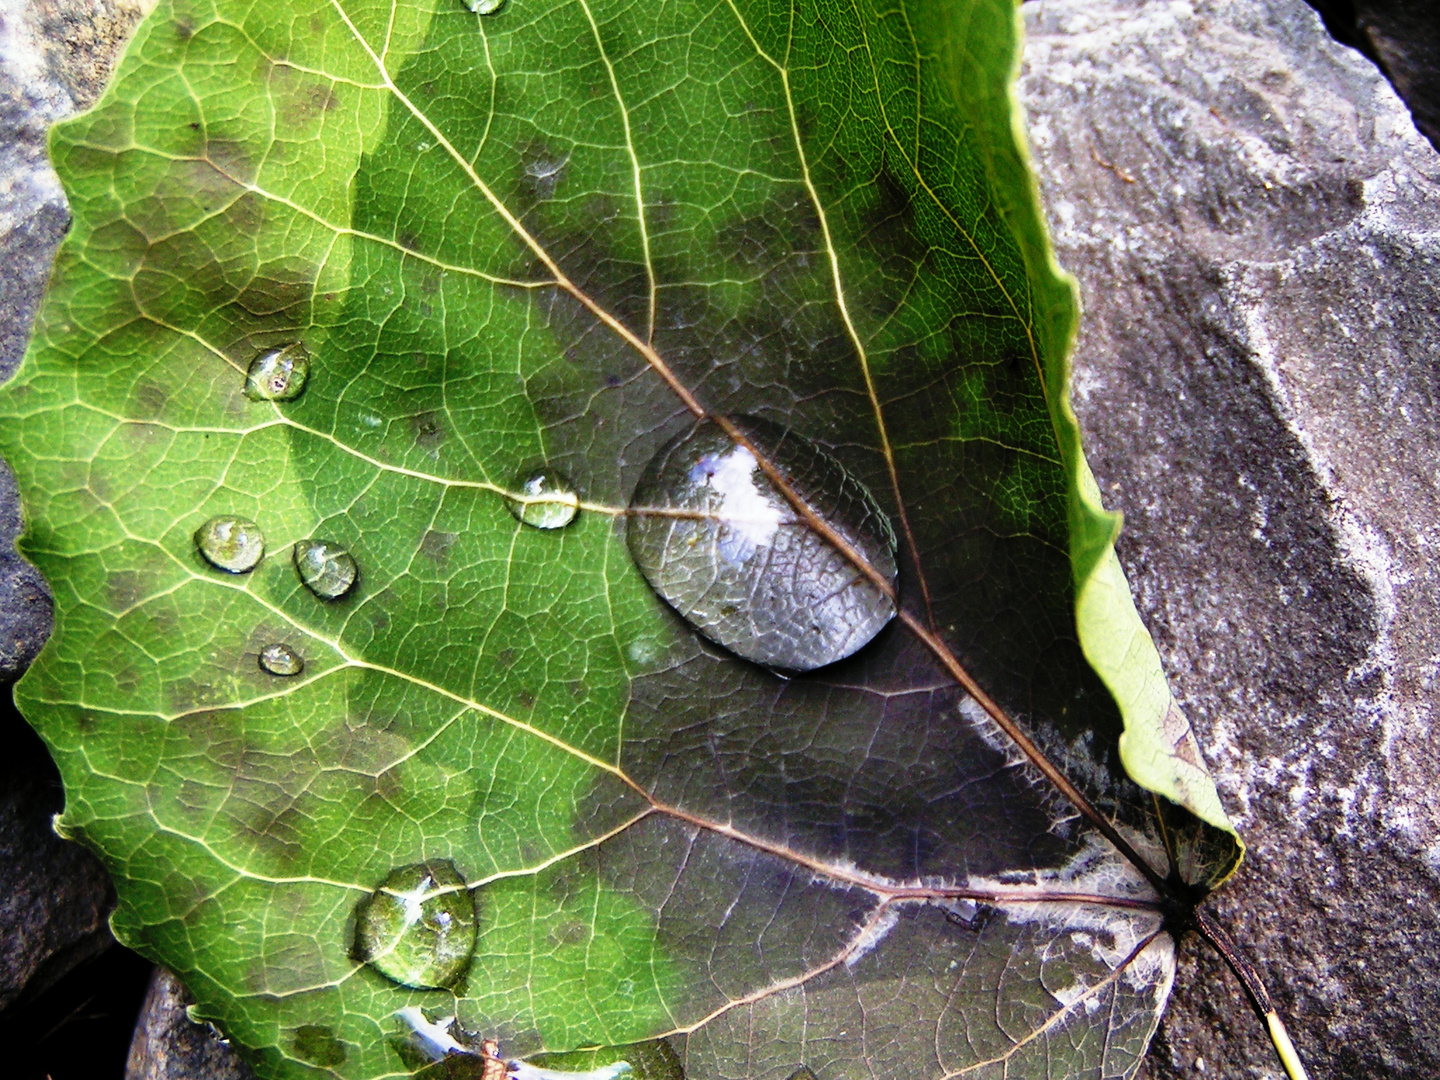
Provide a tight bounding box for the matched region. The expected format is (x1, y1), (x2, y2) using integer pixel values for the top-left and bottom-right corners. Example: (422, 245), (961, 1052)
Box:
(998, 0), (1242, 875)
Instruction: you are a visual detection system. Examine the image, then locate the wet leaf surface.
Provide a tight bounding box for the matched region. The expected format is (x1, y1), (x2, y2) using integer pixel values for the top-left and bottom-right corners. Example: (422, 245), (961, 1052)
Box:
(626, 416), (898, 670)
(0, 0), (1242, 1077)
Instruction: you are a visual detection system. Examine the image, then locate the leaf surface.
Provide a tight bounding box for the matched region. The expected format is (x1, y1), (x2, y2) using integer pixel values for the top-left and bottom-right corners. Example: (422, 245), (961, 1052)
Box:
(0, 0), (1242, 1077)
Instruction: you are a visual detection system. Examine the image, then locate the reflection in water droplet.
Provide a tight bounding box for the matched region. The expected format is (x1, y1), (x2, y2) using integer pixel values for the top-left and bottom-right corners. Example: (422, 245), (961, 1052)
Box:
(294, 540), (358, 599)
(943, 899), (993, 933)
(466, 0), (505, 13)
(243, 343), (310, 401)
(505, 469), (579, 530)
(627, 417), (897, 671)
(258, 643), (303, 677)
(354, 861), (476, 989)
(395, 1006), (478, 1061)
(624, 638), (659, 668)
(525, 1038), (683, 1080)
(195, 515), (265, 573)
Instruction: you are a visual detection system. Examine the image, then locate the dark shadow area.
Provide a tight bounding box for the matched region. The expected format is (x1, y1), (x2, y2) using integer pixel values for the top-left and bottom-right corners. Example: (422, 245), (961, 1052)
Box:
(1, 934), (152, 1080)
(0, 691), (150, 1079)
(1300, 1), (1438, 149)
(1303, 0), (1386, 62)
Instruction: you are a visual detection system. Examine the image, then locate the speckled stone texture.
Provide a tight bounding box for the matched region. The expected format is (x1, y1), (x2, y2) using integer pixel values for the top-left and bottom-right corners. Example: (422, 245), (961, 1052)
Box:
(125, 967), (256, 1080)
(0, 715), (114, 1008)
(1304, 0), (1440, 151)
(1020, 0), (1440, 1076)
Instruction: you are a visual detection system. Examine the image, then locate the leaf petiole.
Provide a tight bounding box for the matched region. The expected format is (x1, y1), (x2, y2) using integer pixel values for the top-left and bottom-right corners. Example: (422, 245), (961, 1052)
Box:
(1193, 907), (1310, 1080)
(1267, 1012), (1311, 1080)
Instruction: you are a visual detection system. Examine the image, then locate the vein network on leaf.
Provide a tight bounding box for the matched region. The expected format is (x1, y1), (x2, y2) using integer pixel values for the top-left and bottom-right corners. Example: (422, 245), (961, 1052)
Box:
(0, 0), (1286, 1075)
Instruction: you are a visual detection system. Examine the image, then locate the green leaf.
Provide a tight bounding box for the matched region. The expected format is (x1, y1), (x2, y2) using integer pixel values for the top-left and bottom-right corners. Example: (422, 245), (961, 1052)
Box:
(0, 0), (1244, 1077)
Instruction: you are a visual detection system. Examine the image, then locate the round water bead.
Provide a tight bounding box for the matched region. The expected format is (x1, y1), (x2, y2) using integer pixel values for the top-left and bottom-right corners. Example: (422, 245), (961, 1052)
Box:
(258, 643), (303, 677)
(627, 416), (898, 671)
(294, 540), (358, 600)
(353, 861), (477, 989)
(194, 515), (265, 573)
(504, 468), (579, 530)
(243, 343), (310, 402)
(466, 0), (506, 14)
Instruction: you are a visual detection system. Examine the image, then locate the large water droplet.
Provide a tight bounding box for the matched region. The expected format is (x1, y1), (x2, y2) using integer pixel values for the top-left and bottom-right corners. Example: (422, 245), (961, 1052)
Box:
(258, 643), (303, 677)
(466, 0), (505, 13)
(194, 515), (265, 573)
(243, 343), (310, 401)
(504, 468), (579, 529)
(627, 417), (897, 671)
(294, 540), (358, 599)
(354, 861), (476, 989)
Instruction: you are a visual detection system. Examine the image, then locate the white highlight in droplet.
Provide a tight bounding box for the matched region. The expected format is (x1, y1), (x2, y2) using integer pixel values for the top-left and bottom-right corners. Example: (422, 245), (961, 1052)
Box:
(689, 446), (786, 564)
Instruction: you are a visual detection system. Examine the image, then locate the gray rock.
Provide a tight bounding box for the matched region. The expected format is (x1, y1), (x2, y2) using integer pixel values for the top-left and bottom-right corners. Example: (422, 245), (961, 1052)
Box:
(1020, 0), (1440, 1077)
(0, 464), (50, 680)
(0, 0), (151, 373)
(126, 967), (256, 1080)
(0, 718), (114, 1008)
(1304, 0), (1440, 151)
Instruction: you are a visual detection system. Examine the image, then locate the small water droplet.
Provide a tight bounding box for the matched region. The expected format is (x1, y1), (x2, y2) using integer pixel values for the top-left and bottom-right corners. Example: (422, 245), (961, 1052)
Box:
(258, 643), (303, 676)
(354, 861), (476, 989)
(625, 638), (659, 668)
(466, 0), (505, 13)
(294, 540), (358, 599)
(194, 515), (265, 573)
(943, 899), (992, 933)
(243, 343), (310, 401)
(522, 150), (568, 199)
(627, 417), (897, 671)
(505, 468), (579, 529)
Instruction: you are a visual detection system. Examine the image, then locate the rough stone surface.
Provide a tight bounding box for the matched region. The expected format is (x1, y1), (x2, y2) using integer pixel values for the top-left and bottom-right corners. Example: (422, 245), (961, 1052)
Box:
(125, 967), (257, 1080)
(0, 713), (114, 1009)
(1021, 1), (1440, 1076)
(1305, 0), (1440, 151)
(0, 463), (48, 679)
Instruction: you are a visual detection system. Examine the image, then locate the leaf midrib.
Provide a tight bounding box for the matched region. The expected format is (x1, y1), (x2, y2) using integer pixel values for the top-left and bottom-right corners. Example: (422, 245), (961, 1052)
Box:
(45, 493), (1160, 918)
(719, 0), (939, 628)
(307, 0), (1174, 898)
